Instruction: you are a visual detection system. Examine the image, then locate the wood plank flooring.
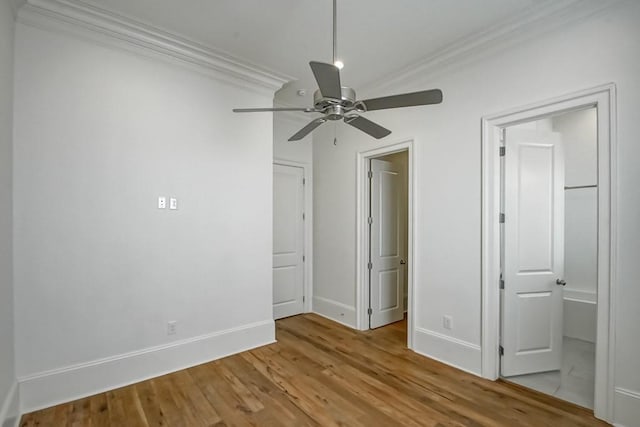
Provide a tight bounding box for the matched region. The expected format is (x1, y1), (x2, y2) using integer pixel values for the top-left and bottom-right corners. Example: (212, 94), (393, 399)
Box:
(20, 314), (609, 426)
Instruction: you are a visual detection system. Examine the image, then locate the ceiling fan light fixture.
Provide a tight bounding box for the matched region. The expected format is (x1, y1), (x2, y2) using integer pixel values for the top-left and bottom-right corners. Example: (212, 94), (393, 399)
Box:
(334, 60), (344, 70)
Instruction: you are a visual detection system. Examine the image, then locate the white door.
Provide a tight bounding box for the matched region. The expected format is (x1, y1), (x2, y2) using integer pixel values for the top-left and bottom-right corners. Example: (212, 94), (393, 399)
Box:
(369, 158), (406, 329)
(502, 128), (565, 377)
(273, 164), (305, 320)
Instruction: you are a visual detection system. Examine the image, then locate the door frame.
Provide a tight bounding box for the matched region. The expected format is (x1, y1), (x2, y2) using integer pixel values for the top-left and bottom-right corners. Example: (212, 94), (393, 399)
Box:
(273, 159), (313, 314)
(481, 84), (617, 421)
(356, 140), (415, 348)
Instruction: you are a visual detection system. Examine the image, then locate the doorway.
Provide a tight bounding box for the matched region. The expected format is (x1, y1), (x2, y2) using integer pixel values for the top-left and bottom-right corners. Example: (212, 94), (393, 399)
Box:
(368, 152), (408, 329)
(273, 162), (309, 319)
(481, 84), (616, 422)
(499, 108), (598, 409)
(357, 141), (415, 348)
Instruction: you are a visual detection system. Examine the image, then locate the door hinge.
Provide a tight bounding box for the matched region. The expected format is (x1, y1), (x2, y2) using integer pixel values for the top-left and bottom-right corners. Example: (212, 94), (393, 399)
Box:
(500, 279), (505, 289)
(500, 128), (506, 142)
(303, 255), (305, 262)
(302, 213), (305, 220)
(499, 345), (504, 356)
(368, 170), (373, 179)
(367, 262), (373, 270)
(367, 217), (373, 225)
(303, 295), (305, 303)
(500, 146), (506, 157)
(367, 307), (373, 315)
(499, 213), (505, 223)
(303, 178), (306, 185)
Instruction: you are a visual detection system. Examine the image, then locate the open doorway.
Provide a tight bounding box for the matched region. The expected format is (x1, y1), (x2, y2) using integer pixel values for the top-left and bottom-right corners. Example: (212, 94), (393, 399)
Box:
(357, 141), (415, 348)
(499, 108), (598, 409)
(368, 151), (408, 329)
(481, 84), (616, 422)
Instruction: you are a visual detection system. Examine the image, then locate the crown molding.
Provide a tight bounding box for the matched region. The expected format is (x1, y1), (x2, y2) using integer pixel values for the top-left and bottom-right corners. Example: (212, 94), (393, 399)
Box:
(16, 0), (292, 93)
(362, 0), (623, 95)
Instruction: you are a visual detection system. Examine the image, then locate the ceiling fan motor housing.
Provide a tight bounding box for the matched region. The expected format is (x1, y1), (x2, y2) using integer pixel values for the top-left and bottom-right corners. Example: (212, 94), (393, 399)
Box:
(313, 86), (357, 119)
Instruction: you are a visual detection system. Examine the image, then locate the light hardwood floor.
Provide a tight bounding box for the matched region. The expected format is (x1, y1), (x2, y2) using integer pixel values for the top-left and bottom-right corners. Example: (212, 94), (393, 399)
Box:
(20, 314), (608, 426)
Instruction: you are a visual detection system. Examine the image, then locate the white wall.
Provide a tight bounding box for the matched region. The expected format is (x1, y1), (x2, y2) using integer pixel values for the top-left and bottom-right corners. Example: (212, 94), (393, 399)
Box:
(555, 108), (598, 187)
(0, 0), (18, 425)
(273, 112), (313, 165)
(312, 3), (640, 424)
(13, 22), (277, 412)
(554, 109), (598, 343)
(554, 109), (598, 296)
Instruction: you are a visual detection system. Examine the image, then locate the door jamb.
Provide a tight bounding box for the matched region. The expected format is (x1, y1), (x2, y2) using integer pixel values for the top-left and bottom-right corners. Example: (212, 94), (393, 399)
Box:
(356, 140), (415, 349)
(480, 84), (617, 422)
(273, 159), (313, 314)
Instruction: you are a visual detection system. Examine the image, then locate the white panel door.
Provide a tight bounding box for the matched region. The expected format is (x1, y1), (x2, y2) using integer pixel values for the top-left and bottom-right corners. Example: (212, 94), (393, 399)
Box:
(369, 159), (405, 329)
(502, 128), (565, 377)
(273, 164), (304, 320)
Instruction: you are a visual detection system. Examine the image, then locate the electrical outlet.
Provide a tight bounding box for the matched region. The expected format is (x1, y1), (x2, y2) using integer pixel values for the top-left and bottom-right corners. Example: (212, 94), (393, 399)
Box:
(167, 321), (177, 335)
(169, 198), (178, 210)
(158, 197), (166, 209)
(443, 315), (453, 330)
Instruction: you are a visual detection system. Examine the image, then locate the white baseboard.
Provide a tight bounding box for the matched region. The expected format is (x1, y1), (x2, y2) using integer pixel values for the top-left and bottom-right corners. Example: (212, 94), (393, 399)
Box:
(18, 319), (275, 414)
(0, 382), (19, 427)
(563, 297), (597, 343)
(564, 288), (597, 303)
(613, 387), (640, 427)
(312, 296), (356, 328)
(413, 328), (482, 376)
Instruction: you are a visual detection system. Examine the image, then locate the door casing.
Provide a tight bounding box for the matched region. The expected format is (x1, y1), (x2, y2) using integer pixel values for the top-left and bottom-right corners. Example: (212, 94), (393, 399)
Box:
(481, 84), (617, 422)
(356, 140), (415, 348)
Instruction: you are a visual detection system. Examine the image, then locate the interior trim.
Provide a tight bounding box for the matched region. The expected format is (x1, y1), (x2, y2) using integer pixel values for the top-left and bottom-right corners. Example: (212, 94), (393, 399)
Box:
(414, 328), (482, 376)
(362, 0), (621, 96)
(16, 0), (292, 93)
(18, 319), (275, 413)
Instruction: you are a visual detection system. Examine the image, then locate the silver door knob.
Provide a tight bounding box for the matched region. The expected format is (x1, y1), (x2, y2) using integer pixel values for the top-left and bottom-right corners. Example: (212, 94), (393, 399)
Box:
(556, 279), (566, 286)
(400, 259), (406, 265)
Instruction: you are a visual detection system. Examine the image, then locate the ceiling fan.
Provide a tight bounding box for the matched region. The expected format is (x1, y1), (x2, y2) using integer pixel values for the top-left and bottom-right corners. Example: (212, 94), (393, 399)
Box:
(232, 0), (443, 141)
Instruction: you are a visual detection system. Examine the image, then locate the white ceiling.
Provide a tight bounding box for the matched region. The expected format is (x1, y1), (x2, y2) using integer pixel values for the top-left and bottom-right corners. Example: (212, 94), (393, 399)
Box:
(82, 0), (550, 103)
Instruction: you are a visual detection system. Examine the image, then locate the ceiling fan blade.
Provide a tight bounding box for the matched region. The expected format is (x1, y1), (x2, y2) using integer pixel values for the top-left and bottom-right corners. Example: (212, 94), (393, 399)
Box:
(288, 118), (327, 141)
(309, 61), (342, 99)
(233, 107), (318, 113)
(345, 116), (391, 139)
(360, 89), (443, 111)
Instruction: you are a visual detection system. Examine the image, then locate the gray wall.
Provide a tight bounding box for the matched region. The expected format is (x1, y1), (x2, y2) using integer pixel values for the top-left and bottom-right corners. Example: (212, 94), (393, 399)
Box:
(0, 0), (16, 423)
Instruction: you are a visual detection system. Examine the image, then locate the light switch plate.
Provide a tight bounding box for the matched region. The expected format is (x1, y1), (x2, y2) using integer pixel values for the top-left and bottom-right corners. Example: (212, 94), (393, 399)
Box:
(169, 198), (178, 210)
(158, 197), (166, 209)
